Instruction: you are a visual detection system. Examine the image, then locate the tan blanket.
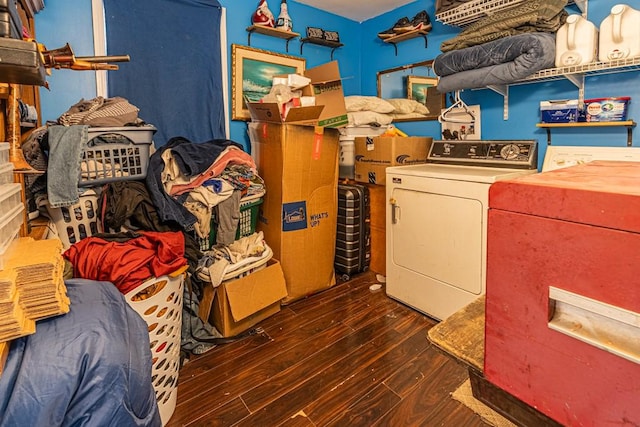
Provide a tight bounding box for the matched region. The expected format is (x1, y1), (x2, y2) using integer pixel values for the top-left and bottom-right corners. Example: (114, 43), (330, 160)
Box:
(440, 0), (568, 52)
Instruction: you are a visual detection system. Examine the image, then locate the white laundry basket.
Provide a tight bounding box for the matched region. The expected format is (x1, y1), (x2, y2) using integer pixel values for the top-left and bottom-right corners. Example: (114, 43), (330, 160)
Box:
(125, 270), (185, 426)
(42, 189), (102, 249)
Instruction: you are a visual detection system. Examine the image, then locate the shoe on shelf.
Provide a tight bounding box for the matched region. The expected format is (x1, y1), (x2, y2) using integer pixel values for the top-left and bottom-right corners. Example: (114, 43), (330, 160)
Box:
(378, 16), (410, 39)
(392, 16), (413, 33)
(410, 10), (432, 32)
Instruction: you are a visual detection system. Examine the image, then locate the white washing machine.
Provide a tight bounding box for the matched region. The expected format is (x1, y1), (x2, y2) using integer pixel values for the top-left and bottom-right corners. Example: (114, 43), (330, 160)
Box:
(385, 140), (538, 321)
(542, 145), (640, 171)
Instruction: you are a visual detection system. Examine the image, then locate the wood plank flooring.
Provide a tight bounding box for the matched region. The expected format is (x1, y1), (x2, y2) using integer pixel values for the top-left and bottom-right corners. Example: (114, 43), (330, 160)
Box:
(167, 271), (489, 427)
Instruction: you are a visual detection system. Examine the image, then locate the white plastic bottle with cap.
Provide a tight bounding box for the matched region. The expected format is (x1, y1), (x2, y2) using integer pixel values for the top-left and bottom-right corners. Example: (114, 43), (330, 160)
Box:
(555, 14), (598, 66)
(275, 0), (293, 32)
(599, 4), (640, 61)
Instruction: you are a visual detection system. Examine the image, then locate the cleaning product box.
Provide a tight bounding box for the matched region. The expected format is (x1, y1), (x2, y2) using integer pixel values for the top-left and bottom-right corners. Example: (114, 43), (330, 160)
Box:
(248, 121), (340, 303)
(540, 99), (579, 123)
(247, 61), (348, 128)
(582, 97), (630, 122)
(353, 136), (432, 185)
(198, 258), (288, 337)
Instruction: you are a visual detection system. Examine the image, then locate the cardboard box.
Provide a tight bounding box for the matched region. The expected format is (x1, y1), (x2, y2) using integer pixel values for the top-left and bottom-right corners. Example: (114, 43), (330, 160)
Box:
(198, 258), (288, 337)
(354, 136), (432, 185)
(367, 183), (386, 229)
(249, 122), (340, 303)
(369, 224), (386, 276)
(367, 183), (386, 275)
(247, 61), (348, 128)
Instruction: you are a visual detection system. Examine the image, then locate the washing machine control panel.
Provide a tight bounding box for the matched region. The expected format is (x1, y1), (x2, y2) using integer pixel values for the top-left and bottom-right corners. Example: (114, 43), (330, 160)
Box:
(428, 140), (537, 169)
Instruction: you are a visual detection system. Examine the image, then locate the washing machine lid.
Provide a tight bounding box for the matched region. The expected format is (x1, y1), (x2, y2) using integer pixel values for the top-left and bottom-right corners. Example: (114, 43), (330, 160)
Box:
(490, 160), (640, 232)
(542, 145), (640, 172)
(387, 163), (537, 183)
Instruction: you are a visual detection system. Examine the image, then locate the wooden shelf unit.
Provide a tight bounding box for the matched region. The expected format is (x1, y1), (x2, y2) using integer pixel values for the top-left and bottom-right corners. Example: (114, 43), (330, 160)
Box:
(537, 121), (637, 145)
(299, 37), (343, 60)
(382, 29), (429, 56)
(246, 25), (299, 52)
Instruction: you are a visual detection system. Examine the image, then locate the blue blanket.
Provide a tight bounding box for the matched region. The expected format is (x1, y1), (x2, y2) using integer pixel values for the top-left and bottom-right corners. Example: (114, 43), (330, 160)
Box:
(0, 279), (161, 427)
(434, 33), (556, 93)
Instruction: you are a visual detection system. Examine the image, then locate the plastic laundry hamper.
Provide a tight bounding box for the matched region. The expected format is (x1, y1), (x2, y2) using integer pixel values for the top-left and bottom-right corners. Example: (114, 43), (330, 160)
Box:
(42, 189), (102, 249)
(125, 271), (184, 426)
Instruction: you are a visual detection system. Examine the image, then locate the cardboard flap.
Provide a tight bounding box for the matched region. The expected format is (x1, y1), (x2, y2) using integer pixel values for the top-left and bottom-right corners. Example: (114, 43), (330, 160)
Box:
(284, 105), (324, 122)
(224, 259), (288, 322)
(304, 61), (342, 85)
(246, 102), (281, 123)
(247, 102), (324, 124)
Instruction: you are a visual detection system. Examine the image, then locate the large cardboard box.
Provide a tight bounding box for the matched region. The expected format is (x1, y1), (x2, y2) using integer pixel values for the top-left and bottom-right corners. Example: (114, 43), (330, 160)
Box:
(354, 136), (432, 185)
(367, 183), (386, 275)
(369, 224), (386, 276)
(198, 258), (288, 337)
(247, 60), (348, 129)
(249, 122), (340, 303)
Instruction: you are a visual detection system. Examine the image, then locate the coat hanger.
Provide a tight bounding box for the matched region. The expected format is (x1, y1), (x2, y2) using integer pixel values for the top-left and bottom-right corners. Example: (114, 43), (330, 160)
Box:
(438, 90), (475, 124)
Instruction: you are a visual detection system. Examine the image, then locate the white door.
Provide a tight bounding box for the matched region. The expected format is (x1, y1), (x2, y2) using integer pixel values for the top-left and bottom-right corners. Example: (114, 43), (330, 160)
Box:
(389, 186), (484, 294)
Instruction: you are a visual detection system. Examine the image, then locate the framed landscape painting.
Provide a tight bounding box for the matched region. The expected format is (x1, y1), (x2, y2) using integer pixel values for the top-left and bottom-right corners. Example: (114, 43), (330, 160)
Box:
(231, 44), (306, 121)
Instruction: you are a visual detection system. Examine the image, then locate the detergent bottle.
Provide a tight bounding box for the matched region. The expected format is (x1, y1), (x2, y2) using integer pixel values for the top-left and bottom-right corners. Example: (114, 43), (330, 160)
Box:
(599, 4), (640, 61)
(555, 14), (598, 67)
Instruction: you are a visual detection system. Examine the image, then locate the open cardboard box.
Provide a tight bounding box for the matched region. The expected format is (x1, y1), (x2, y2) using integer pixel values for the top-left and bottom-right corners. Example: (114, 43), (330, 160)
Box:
(354, 136), (433, 185)
(248, 121), (340, 303)
(246, 60), (348, 128)
(198, 258), (288, 337)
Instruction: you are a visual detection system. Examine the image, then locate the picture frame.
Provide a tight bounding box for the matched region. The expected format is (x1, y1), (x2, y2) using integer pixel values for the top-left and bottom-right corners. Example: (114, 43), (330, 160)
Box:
(231, 44), (306, 121)
(377, 60), (445, 122)
(406, 75), (443, 121)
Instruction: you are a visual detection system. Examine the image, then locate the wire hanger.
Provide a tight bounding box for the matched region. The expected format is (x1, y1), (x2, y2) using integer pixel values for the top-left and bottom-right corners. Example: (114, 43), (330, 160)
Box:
(438, 90), (476, 124)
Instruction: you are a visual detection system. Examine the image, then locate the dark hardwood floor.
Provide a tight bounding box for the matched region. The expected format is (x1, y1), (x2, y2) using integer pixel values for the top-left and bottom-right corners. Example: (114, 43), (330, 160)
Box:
(167, 271), (489, 427)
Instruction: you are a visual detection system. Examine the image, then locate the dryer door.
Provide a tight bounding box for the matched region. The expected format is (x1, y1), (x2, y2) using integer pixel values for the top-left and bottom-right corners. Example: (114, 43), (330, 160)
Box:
(390, 187), (484, 294)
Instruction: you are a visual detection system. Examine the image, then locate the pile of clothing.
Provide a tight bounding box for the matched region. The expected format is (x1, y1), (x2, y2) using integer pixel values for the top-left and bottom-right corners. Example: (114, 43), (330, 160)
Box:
(22, 96), (268, 357)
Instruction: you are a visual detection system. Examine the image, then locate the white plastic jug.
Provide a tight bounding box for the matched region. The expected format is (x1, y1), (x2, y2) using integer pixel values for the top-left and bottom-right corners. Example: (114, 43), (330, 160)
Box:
(599, 4), (640, 61)
(555, 14), (598, 67)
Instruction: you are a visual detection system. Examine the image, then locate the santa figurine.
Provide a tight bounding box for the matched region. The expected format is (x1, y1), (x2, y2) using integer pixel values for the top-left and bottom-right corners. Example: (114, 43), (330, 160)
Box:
(252, 0), (275, 27)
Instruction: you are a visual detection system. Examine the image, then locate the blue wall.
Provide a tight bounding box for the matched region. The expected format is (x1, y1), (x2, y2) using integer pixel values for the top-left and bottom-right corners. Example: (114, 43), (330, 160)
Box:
(35, 0), (640, 168)
(36, 0), (96, 126)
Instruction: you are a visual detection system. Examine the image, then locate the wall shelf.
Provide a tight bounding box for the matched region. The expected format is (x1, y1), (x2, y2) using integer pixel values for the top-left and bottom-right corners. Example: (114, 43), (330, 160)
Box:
(382, 29), (429, 56)
(436, 0), (603, 120)
(246, 25), (299, 52)
(536, 121), (637, 146)
(299, 37), (343, 60)
(436, 0), (586, 26)
(480, 56), (640, 120)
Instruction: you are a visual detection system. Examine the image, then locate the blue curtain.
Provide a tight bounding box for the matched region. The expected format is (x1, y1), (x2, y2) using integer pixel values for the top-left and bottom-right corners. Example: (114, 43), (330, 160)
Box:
(103, 0), (224, 146)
